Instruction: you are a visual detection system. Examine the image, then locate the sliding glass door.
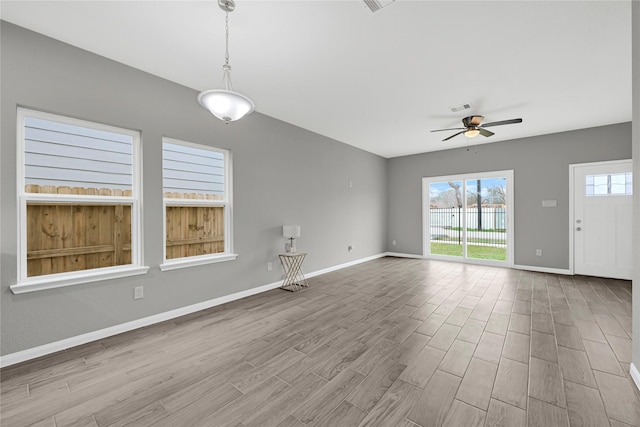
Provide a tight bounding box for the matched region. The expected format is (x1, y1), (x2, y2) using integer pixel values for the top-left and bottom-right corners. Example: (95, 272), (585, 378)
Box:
(423, 171), (513, 266)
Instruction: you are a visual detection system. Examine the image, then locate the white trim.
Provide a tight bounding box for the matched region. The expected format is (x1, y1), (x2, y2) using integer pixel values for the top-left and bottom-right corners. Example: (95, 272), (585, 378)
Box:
(385, 252), (424, 259)
(16, 108), (144, 286)
(631, 363), (640, 392)
(226, 150), (234, 254)
(161, 137), (234, 264)
(569, 159), (633, 277)
(1, 278), (282, 368)
(304, 253), (387, 278)
(17, 109), (27, 281)
(425, 253), (514, 268)
(159, 253), (238, 271)
(569, 164), (575, 274)
(21, 194), (136, 203)
(10, 266), (150, 294)
(133, 119), (144, 268)
(512, 264), (572, 275)
(163, 198), (226, 207)
(384, 253), (573, 274)
(0, 253), (386, 367)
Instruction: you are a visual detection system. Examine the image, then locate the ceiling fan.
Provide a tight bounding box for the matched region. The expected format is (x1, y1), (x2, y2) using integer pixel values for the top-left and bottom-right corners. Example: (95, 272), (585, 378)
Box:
(431, 115), (523, 141)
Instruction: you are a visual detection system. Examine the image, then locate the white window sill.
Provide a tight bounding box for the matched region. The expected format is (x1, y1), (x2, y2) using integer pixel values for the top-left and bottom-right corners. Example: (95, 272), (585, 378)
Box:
(159, 253), (238, 272)
(11, 265), (150, 294)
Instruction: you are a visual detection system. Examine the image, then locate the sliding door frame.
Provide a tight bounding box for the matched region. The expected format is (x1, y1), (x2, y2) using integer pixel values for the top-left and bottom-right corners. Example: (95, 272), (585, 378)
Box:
(422, 170), (514, 267)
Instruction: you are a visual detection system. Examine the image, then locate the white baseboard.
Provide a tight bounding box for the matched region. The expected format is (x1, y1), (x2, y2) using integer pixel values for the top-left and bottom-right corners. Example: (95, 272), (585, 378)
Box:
(631, 363), (640, 392)
(0, 280), (283, 368)
(0, 252), (609, 368)
(0, 252), (386, 368)
(512, 264), (572, 275)
(383, 254), (574, 276)
(384, 252), (424, 259)
(305, 253), (387, 279)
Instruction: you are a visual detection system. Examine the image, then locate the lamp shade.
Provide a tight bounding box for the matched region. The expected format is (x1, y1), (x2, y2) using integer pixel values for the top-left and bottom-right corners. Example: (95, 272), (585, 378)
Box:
(198, 89), (255, 123)
(283, 225), (301, 239)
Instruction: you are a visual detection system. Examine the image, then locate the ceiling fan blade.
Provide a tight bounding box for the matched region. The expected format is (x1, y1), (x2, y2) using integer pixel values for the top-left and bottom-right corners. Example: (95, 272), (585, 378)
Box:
(481, 118), (523, 128)
(442, 131), (466, 141)
(431, 127), (466, 133)
(478, 128), (494, 137)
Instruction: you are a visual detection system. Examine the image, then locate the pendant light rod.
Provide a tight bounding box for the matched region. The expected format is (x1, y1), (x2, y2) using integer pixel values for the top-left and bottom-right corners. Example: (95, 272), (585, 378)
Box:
(222, 7), (232, 91)
(198, 0), (255, 123)
(224, 11), (230, 66)
(222, 0), (231, 69)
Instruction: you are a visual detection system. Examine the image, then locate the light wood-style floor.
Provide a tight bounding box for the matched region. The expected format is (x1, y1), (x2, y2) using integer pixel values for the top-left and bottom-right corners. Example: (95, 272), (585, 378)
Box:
(1, 257), (639, 427)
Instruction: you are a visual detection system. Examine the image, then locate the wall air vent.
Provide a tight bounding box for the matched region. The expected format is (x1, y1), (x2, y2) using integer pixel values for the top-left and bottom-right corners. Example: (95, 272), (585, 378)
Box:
(363, 0), (396, 13)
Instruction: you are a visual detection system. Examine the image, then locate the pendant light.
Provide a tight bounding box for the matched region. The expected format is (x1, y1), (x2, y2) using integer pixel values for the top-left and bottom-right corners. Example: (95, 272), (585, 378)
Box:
(198, 0), (255, 123)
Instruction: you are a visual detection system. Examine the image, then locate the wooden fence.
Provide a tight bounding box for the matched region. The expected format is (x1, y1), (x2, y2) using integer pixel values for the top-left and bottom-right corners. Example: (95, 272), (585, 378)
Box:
(25, 185), (224, 276)
(26, 184), (132, 197)
(165, 206), (224, 260)
(27, 203), (132, 277)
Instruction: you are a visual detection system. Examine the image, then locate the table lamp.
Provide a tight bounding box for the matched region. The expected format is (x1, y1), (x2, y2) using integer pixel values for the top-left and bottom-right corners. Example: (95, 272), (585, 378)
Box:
(283, 225), (301, 253)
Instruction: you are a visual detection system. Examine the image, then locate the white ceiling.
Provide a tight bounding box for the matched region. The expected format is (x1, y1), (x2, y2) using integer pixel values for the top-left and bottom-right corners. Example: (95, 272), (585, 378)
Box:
(1, 0), (632, 158)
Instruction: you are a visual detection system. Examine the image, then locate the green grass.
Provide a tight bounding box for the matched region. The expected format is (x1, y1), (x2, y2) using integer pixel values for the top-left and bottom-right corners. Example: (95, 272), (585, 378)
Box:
(430, 242), (507, 261)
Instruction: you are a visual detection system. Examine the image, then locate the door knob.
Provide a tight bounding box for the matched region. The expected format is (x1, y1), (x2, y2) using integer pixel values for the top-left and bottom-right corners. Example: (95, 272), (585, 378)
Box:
(576, 219), (582, 224)
(576, 227), (582, 231)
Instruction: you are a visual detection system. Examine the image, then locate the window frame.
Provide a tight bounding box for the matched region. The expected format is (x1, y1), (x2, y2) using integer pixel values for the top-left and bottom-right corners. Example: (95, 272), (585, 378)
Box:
(585, 172), (633, 197)
(159, 137), (237, 272)
(422, 170), (515, 268)
(12, 108), (148, 294)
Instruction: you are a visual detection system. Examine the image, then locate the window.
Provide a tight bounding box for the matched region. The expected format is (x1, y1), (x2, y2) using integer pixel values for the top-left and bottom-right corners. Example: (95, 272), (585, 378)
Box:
(586, 173), (632, 197)
(13, 108), (148, 293)
(159, 138), (236, 271)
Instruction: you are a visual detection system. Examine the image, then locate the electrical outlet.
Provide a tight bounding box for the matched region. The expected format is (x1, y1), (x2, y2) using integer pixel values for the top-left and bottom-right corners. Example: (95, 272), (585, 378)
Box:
(536, 249), (542, 257)
(348, 245), (353, 252)
(392, 240), (396, 246)
(267, 262), (272, 272)
(134, 286), (144, 300)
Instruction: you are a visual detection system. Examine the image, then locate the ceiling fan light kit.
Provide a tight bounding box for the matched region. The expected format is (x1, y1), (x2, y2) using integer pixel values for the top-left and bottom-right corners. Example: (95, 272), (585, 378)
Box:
(431, 115), (523, 142)
(198, 0), (255, 124)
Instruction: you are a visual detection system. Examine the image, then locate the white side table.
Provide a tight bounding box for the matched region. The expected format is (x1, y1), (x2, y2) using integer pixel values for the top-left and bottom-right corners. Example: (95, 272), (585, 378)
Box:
(279, 252), (309, 292)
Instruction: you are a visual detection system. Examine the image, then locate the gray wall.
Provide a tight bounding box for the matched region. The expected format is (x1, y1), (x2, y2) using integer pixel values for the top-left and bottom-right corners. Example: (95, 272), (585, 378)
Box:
(387, 123), (632, 269)
(632, 0), (639, 383)
(1, 17), (637, 367)
(0, 22), (388, 356)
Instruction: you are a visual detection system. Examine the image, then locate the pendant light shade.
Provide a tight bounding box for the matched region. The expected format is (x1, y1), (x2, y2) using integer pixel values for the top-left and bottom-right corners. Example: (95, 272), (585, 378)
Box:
(198, 0), (254, 124)
(198, 89), (255, 123)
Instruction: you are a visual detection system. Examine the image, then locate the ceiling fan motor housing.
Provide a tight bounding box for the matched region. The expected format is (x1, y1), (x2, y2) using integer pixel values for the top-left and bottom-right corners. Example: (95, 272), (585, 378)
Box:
(462, 115), (484, 127)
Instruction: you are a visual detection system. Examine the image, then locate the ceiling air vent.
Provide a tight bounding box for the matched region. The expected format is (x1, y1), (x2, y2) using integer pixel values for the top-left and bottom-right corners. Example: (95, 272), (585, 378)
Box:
(363, 0), (396, 13)
(450, 103), (471, 113)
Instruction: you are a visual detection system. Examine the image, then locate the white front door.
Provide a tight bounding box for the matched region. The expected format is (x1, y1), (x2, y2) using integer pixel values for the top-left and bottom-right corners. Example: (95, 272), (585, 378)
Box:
(572, 160), (633, 280)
